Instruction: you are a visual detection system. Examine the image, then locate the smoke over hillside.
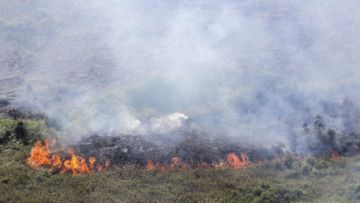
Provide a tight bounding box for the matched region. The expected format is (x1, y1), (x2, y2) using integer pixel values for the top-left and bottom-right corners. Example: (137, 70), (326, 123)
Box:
(1, 1), (360, 150)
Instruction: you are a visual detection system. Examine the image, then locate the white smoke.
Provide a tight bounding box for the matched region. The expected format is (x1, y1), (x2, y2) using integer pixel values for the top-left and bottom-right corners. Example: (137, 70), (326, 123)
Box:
(150, 112), (188, 134)
(1, 0), (360, 146)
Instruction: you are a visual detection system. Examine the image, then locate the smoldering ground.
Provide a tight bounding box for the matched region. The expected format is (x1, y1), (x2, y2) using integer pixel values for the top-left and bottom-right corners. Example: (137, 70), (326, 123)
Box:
(1, 0), (360, 155)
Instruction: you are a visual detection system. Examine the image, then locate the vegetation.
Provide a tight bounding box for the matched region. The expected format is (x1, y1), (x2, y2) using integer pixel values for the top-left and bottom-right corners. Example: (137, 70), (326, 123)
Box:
(1, 118), (360, 203)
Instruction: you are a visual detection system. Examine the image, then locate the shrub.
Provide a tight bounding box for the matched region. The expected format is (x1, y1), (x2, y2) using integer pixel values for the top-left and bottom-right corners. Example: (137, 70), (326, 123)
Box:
(253, 187), (304, 203)
(301, 164), (312, 176)
(0, 118), (45, 146)
(0, 118), (19, 144)
(349, 184), (360, 200)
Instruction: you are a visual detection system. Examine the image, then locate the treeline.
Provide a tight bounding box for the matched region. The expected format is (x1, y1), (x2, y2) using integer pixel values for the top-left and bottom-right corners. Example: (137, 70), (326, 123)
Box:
(291, 98), (360, 156)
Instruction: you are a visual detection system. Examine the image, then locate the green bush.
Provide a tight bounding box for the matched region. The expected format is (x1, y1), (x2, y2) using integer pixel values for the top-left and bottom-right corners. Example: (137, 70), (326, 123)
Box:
(0, 117), (359, 202)
(0, 118), (45, 146)
(0, 118), (19, 144)
(301, 164), (312, 176)
(314, 159), (329, 170)
(349, 184), (360, 200)
(253, 187), (304, 203)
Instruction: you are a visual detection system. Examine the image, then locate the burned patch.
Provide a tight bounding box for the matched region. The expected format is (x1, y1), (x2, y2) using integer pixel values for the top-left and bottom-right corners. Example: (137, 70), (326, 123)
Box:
(72, 131), (284, 169)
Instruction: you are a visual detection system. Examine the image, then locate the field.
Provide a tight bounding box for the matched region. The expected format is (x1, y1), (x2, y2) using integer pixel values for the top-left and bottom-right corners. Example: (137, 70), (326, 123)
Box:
(2, 2), (360, 203)
(1, 117), (360, 203)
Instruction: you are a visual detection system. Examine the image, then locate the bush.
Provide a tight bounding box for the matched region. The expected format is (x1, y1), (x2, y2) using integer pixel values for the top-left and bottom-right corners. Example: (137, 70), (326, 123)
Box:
(0, 97), (10, 107)
(253, 187), (304, 203)
(0, 118), (19, 144)
(301, 164), (312, 176)
(349, 184), (360, 200)
(314, 159), (329, 170)
(0, 118), (44, 145)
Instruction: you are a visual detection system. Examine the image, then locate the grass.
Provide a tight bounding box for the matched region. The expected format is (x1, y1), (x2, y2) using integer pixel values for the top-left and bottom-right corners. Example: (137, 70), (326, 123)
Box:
(1, 118), (360, 202)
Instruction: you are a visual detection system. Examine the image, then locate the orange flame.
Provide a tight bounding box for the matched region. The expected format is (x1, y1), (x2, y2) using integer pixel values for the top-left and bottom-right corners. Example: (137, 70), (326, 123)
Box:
(146, 160), (156, 171)
(27, 140), (51, 167)
(89, 156), (96, 169)
(226, 153), (250, 169)
(27, 140), (109, 175)
(331, 150), (340, 161)
(170, 156), (188, 170)
(105, 160), (111, 168)
(146, 152), (251, 171)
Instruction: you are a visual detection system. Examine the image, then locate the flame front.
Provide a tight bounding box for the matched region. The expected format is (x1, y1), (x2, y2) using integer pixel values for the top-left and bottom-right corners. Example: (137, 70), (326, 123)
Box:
(146, 160), (156, 171)
(146, 152), (251, 171)
(27, 140), (51, 167)
(226, 153), (250, 169)
(27, 140), (109, 175)
(331, 150), (340, 161)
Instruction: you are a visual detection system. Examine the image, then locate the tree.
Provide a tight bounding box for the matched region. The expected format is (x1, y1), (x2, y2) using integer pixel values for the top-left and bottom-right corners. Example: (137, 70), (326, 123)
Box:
(314, 115), (326, 137)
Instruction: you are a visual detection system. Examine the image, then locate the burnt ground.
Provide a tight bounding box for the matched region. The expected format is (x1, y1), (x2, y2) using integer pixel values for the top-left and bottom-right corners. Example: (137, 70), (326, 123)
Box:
(75, 132), (284, 167)
(2, 128), (360, 202)
(2, 102), (360, 202)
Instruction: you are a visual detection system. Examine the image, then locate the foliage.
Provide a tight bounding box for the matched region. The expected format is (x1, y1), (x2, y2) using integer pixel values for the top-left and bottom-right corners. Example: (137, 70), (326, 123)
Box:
(0, 118), (45, 145)
(1, 118), (360, 202)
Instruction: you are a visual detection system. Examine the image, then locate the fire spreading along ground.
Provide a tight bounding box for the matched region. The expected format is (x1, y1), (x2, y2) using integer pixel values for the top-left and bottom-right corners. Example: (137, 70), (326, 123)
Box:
(27, 138), (343, 175)
(27, 139), (110, 175)
(27, 139), (254, 175)
(145, 152), (251, 171)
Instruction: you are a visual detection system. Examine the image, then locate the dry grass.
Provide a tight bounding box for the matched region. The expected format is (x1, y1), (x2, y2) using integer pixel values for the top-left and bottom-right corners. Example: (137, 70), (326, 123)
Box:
(1, 118), (360, 203)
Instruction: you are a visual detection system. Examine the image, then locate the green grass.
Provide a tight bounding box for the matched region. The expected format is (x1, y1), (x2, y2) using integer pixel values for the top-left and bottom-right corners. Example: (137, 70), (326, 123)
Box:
(2, 148), (360, 203)
(1, 118), (360, 203)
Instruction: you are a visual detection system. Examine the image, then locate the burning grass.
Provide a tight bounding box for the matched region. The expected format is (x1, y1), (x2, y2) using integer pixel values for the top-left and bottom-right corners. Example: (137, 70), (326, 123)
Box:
(1, 117), (360, 202)
(27, 140), (110, 175)
(145, 152), (251, 171)
(27, 139), (251, 174)
(2, 143), (360, 203)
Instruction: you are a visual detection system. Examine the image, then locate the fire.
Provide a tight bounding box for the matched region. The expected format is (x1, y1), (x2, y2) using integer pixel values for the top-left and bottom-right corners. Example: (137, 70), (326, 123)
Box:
(146, 152), (251, 171)
(27, 140), (51, 167)
(226, 152), (251, 169)
(89, 156), (96, 169)
(170, 156), (188, 170)
(145, 157), (189, 171)
(51, 155), (62, 168)
(331, 150), (340, 161)
(213, 152), (251, 169)
(27, 140), (109, 175)
(146, 160), (156, 171)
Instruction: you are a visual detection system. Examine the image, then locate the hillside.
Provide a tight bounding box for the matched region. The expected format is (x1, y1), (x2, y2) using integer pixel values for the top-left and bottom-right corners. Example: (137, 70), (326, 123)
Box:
(1, 114), (360, 203)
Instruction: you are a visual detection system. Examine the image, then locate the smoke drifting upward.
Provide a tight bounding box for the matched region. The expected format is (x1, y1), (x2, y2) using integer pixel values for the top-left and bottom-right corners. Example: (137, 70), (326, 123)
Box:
(2, 1), (360, 147)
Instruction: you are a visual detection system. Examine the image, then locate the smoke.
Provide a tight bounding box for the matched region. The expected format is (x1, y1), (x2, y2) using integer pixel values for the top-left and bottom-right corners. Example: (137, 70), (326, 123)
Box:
(1, 0), (360, 146)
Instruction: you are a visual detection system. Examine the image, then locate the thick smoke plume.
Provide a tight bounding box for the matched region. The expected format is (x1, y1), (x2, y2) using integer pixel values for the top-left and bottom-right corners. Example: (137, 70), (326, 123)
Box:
(1, 1), (360, 150)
